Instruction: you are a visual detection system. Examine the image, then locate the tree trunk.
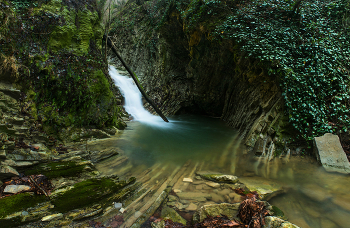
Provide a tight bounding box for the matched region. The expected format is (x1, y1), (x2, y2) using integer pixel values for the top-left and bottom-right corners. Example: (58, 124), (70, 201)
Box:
(104, 35), (169, 123)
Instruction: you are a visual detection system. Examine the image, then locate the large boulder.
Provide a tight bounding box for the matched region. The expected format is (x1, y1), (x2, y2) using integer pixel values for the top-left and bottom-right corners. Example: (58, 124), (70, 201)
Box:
(313, 133), (350, 174)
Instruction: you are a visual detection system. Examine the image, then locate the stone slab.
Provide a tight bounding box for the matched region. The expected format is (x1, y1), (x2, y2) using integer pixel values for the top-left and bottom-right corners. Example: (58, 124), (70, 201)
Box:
(4, 185), (31, 194)
(0, 165), (19, 180)
(313, 133), (350, 174)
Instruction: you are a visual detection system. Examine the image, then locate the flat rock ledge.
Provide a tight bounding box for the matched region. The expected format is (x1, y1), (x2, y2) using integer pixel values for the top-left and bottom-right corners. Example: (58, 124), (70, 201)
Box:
(313, 133), (350, 174)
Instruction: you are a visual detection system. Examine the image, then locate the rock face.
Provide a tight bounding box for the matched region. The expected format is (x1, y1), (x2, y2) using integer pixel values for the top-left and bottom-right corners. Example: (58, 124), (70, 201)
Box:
(313, 133), (350, 174)
(109, 0), (293, 151)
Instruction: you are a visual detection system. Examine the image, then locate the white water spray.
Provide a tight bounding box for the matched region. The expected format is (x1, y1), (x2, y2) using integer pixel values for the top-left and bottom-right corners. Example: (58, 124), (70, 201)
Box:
(109, 66), (170, 127)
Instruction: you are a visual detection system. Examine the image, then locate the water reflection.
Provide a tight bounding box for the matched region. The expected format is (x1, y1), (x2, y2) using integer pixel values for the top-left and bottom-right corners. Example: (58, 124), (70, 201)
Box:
(96, 115), (350, 228)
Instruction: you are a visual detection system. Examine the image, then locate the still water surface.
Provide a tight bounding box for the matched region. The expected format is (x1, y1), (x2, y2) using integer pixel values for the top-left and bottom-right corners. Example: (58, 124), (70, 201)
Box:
(96, 115), (350, 228)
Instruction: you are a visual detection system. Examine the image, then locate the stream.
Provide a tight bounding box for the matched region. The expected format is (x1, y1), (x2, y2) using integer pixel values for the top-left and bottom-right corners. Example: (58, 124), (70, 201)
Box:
(96, 67), (350, 228)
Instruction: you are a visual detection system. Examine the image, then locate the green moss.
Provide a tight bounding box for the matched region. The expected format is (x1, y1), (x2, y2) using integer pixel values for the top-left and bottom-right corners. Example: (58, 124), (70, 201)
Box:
(25, 161), (86, 178)
(271, 205), (286, 219)
(0, 193), (46, 218)
(52, 178), (127, 212)
(48, 6), (102, 55)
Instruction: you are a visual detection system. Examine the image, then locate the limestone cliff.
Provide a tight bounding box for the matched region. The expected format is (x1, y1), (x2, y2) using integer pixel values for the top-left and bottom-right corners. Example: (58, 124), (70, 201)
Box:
(109, 0), (294, 153)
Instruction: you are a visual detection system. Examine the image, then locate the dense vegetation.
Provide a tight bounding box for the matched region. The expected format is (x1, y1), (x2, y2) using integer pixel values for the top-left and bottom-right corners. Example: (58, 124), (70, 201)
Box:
(113, 0), (350, 141)
(0, 0), (124, 133)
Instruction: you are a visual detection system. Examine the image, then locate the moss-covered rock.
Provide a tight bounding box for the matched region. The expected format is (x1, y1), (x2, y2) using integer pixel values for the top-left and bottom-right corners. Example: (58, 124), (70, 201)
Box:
(196, 172), (239, 184)
(24, 161), (88, 178)
(0, 0), (124, 135)
(160, 206), (187, 225)
(52, 177), (134, 212)
(0, 193), (46, 219)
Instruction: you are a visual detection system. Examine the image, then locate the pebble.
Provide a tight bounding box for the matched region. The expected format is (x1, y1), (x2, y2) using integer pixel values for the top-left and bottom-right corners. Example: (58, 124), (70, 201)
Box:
(134, 211), (142, 218)
(183, 178), (193, 182)
(114, 202), (122, 209)
(41, 213), (63, 222)
(205, 182), (220, 188)
(174, 189), (182, 193)
(119, 208), (125, 213)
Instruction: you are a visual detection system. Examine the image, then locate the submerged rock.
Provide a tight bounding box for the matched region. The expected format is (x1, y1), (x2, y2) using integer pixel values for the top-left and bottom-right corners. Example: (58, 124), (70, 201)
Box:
(160, 206), (187, 225)
(239, 177), (284, 201)
(313, 133), (350, 174)
(41, 213), (63, 222)
(176, 192), (212, 202)
(196, 171), (239, 184)
(193, 203), (240, 223)
(264, 216), (300, 228)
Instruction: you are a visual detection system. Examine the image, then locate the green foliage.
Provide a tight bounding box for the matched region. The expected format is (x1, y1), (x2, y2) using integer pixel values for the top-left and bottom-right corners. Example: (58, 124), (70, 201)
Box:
(0, 0), (122, 130)
(113, 0), (350, 141)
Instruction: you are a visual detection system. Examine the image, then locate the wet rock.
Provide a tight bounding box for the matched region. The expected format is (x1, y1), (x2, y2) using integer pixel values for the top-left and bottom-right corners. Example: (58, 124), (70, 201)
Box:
(193, 203), (240, 223)
(264, 216), (300, 228)
(161, 206), (187, 224)
(229, 192), (242, 203)
(71, 204), (103, 221)
(176, 192), (211, 201)
(239, 177), (284, 201)
(196, 171), (239, 184)
(87, 148), (119, 163)
(205, 182), (220, 188)
(300, 184), (332, 202)
(134, 211), (142, 218)
(0, 150), (6, 159)
(9, 117), (24, 125)
(0, 165), (19, 180)
(3, 184), (31, 194)
(152, 220), (165, 228)
(168, 195), (178, 202)
(41, 213), (63, 222)
(0, 87), (21, 100)
(332, 195), (350, 212)
(320, 218), (338, 228)
(313, 133), (350, 174)
(183, 177), (193, 182)
(211, 193), (225, 203)
(186, 203), (198, 211)
(14, 161), (39, 168)
(114, 202), (123, 209)
(7, 150), (50, 161)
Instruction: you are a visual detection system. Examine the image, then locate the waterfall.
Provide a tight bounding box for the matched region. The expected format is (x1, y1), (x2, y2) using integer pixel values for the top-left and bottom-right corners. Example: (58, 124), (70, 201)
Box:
(109, 66), (170, 127)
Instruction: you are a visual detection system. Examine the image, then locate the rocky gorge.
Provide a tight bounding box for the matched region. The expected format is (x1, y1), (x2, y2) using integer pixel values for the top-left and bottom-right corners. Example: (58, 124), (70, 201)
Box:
(0, 0), (350, 227)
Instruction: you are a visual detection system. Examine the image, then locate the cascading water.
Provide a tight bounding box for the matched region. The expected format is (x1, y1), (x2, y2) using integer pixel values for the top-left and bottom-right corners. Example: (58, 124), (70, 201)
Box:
(109, 66), (171, 127)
